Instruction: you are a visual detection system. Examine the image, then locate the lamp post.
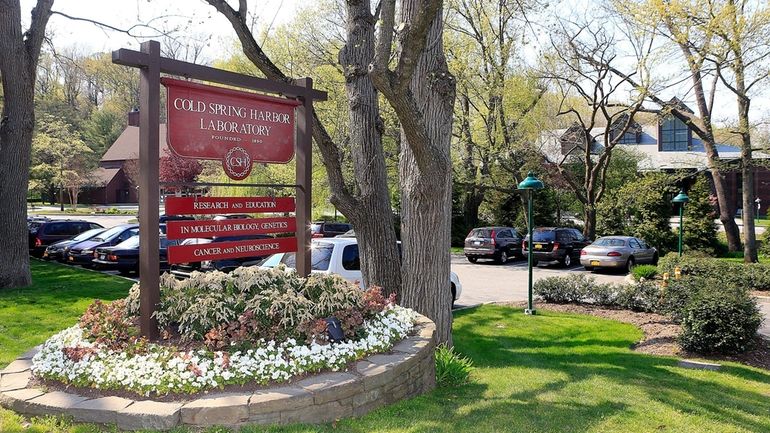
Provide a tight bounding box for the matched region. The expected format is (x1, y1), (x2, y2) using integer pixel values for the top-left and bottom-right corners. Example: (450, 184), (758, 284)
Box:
(756, 197), (761, 225)
(672, 189), (689, 257)
(518, 172), (544, 315)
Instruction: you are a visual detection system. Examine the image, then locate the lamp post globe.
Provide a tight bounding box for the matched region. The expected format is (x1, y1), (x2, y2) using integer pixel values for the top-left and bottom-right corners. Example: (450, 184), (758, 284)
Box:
(672, 190), (689, 257)
(517, 172), (544, 315)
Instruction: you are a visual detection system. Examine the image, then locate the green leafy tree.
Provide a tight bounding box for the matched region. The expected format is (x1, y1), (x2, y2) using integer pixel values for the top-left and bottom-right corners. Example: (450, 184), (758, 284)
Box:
(615, 173), (678, 254)
(682, 175), (719, 255)
(30, 115), (95, 208)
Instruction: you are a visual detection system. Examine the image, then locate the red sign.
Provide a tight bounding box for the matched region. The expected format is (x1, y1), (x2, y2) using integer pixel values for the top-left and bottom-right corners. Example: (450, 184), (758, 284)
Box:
(166, 217), (296, 240)
(164, 196), (295, 215)
(167, 237), (297, 264)
(162, 78), (300, 180)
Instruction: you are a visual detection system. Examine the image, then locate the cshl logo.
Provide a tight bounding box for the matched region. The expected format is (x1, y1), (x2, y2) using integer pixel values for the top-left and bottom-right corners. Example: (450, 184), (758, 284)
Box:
(223, 146), (252, 180)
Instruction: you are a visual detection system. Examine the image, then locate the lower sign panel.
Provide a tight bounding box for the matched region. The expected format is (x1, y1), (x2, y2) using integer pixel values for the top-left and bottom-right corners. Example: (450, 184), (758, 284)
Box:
(167, 237), (297, 264)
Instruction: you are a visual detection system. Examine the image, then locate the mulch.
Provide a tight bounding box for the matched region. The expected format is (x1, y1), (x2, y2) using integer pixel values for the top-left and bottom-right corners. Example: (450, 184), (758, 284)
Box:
(500, 301), (770, 371)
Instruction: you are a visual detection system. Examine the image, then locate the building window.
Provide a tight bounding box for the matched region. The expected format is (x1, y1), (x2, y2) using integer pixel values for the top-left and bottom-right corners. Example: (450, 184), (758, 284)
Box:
(660, 116), (690, 151)
(618, 131), (638, 144)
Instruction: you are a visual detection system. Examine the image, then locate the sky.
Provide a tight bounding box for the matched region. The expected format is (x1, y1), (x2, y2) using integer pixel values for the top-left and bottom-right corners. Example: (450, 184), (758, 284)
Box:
(20, 0), (301, 63)
(17, 0), (770, 128)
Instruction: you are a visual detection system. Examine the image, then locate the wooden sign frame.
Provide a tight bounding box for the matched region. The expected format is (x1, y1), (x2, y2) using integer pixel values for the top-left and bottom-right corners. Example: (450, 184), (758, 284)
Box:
(112, 40), (326, 339)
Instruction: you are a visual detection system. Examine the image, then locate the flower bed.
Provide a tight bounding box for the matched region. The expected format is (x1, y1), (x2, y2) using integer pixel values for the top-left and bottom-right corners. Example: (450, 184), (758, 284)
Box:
(30, 266), (419, 396)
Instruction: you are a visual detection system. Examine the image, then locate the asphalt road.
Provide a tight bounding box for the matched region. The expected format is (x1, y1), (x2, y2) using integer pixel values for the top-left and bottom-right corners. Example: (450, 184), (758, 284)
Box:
(452, 254), (770, 338)
(451, 254), (628, 307)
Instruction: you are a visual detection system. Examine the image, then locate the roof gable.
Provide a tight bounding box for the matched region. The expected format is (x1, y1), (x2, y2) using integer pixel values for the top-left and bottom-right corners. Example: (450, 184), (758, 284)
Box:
(100, 124), (170, 163)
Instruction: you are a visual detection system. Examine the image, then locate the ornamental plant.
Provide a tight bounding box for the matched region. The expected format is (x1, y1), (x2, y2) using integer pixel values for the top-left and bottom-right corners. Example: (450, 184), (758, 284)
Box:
(32, 266), (419, 396)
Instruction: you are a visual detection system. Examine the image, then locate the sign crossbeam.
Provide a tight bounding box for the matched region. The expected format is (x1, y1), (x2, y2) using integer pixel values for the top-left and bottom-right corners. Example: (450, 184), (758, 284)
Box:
(160, 181), (301, 189)
(112, 48), (327, 101)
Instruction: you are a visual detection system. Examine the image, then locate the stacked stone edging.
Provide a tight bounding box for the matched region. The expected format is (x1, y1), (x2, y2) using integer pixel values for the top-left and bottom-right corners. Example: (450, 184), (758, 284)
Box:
(0, 314), (436, 430)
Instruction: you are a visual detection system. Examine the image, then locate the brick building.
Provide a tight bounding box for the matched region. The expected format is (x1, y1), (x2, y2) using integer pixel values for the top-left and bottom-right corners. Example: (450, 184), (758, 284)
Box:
(80, 112), (169, 205)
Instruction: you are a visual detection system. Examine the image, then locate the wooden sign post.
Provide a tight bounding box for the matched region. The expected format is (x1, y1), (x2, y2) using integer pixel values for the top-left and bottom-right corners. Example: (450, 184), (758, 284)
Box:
(113, 40), (326, 340)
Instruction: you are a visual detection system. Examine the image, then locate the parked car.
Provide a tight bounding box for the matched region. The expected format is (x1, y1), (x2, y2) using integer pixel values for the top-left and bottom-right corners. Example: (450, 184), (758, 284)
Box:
(311, 221), (352, 238)
(522, 227), (590, 267)
(260, 237), (463, 306)
(169, 234), (272, 277)
(66, 224), (139, 266)
(580, 236), (658, 272)
(42, 227), (106, 261)
(92, 235), (180, 275)
(29, 219), (103, 257)
(464, 226), (523, 264)
(159, 214), (195, 223)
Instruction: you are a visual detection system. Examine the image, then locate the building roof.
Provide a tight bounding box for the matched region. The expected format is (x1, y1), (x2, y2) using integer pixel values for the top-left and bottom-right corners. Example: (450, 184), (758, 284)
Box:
(100, 124), (170, 163)
(91, 167), (121, 186)
(538, 120), (769, 172)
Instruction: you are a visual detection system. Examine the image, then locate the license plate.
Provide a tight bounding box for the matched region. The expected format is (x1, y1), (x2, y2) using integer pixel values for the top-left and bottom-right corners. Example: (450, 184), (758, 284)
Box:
(473, 241), (481, 246)
(68, 256), (73, 261)
(534, 244), (543, 250)
(42, 252), (48, 258)
(590, 260), (600, 266)
(100, 254), (106, 260)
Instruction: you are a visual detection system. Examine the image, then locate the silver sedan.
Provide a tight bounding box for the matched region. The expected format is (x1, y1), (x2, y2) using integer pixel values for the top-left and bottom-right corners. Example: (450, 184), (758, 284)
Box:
(580, 236), (658, 272)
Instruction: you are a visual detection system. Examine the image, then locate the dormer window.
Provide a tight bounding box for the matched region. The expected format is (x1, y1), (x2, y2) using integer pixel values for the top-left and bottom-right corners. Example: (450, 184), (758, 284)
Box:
(618, 131), (640, 144)
(609, 114), (641, 144)
(660, 116), (691, 151)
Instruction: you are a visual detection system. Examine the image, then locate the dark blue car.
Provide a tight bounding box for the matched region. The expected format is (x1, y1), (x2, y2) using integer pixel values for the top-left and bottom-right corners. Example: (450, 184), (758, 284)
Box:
(43, 227), (106, 261)
(66, 224), (139, 267)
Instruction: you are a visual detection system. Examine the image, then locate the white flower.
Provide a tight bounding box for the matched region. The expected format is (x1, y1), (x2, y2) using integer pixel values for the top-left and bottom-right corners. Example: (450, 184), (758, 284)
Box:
(31, 306), (418, 395)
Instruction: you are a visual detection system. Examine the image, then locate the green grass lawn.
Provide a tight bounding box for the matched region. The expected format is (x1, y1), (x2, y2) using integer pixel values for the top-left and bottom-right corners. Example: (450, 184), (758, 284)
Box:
(2, 266), (770, 432)
(0, 259), (133, 368)
(716, 256), (768, 264)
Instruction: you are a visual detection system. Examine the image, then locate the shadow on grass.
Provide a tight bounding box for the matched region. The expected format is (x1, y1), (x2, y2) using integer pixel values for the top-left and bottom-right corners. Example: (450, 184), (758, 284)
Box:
(450, 305), (770, 433)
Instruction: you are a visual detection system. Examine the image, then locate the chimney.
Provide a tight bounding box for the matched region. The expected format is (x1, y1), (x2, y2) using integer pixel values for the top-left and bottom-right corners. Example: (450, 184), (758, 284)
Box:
(128, 109), (140, 127)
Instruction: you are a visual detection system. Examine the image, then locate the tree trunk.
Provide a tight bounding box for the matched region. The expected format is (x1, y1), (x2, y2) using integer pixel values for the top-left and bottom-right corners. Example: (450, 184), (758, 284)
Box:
(583, 205), (596, 241)
(339, 0), (402, 295)
(463, 189), (483, 229)
(741, 156), (757, 262)
(670, 38), (742, 252)
(398, 2), (456, 345)
(0, 0), (53, 288)
(733, 62), (757, 262)
(709, 162), (742, 251)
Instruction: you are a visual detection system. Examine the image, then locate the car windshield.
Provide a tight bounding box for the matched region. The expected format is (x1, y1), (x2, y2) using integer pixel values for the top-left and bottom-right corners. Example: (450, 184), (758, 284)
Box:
(93, 225), (131, 242)
(73, 228), (104, 242)
(468, 228), (492, 238)
(532, 229), (555, 242)
(115, 236), (140, 249)
(265, 242), (335, 271)
(181, 238), (212, 246)
(593, 238), (627, 247)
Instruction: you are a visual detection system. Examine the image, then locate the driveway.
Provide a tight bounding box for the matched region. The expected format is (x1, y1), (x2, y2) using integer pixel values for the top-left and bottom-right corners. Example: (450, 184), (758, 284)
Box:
(452, 254), (627, 307)
(452, 254), (770, 339)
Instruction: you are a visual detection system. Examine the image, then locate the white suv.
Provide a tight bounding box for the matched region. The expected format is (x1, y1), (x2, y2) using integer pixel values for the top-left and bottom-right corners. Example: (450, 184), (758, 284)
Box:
(260, 237), (462, 305)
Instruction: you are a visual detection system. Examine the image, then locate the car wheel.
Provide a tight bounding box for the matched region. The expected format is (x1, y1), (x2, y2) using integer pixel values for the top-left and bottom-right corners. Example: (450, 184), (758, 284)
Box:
(561, 253), (572, 267)
(532, 259), (539, 267)
(496, 250), (508, 264)
(626, 257), (635, 273)
(451, 283), (457, 308)
(467, 256), (477, 264)
(652, 253), (659, 265)
(119, 269), (133, 277)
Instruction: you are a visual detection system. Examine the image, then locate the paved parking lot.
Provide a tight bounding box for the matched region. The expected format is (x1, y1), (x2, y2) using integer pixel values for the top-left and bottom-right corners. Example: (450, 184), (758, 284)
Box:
(451, 254), (627, 308)
(31, 214), (135, 228)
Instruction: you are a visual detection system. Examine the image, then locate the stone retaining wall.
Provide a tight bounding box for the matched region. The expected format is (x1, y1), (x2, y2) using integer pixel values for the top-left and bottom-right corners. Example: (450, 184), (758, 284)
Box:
(0, 315), (436, 430)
